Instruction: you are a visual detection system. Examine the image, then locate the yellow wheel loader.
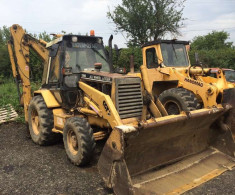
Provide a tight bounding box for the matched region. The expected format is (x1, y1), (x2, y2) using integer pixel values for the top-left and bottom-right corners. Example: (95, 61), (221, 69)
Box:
(140, 40), (234, 115)
(8, 24), (235, 194)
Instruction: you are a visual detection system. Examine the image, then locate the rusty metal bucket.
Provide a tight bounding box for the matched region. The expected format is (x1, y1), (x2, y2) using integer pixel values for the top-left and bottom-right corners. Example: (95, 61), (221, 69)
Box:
(98, 104), (235, 194)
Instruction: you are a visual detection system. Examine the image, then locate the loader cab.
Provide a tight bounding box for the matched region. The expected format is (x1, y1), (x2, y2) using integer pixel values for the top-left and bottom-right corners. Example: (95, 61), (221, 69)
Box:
(143, 40), (190, 68)
(43, 35), (110, 109)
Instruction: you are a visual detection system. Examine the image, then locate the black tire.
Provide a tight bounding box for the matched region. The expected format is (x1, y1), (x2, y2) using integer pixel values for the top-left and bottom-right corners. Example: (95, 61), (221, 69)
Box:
(159, 88), (199, 115)
(28, 95), (58, 145)
(63, 117), (95, 166)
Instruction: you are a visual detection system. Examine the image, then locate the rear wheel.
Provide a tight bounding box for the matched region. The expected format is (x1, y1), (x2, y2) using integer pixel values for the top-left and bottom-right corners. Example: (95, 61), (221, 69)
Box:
(28, 95), (58, 145)
(159, 88), (199, 115)
(63, 117), (95, 166)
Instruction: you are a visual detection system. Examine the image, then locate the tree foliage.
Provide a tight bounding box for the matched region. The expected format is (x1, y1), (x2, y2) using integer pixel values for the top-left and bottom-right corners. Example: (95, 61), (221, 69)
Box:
(189, 31), (235, 69)
(190, 31), (233, 50)
(0, 26), (12, 82)
(113, 47), (142, 71)
(108, 0), (186, 46)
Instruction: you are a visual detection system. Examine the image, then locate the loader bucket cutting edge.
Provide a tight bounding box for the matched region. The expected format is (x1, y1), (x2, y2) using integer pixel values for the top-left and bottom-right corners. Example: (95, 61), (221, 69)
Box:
(98, 106), (235, 195)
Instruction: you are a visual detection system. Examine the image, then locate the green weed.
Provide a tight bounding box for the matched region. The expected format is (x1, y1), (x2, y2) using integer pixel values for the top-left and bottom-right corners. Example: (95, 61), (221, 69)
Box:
(0, 78), (41, 123)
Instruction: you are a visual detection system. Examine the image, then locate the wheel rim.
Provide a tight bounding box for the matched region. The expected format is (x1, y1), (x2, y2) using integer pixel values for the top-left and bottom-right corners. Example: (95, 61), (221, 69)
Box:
(67, 129), (79, 155)
(164, 100), (181, 115)
(31, 109), (40, 135)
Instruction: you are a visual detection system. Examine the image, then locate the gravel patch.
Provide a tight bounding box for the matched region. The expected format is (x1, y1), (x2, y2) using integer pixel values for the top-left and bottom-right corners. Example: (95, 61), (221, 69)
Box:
(0, 122), (111, 195)
(0, 122), (235, 194)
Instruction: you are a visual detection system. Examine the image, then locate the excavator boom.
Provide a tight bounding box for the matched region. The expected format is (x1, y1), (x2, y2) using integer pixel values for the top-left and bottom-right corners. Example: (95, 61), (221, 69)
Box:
(7, 24), (49, 121)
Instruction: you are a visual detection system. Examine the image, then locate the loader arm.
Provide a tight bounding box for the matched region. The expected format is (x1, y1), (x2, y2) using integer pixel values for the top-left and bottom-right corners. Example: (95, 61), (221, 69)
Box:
(8, 24), (49, 121)
(79, 81), (122, 128)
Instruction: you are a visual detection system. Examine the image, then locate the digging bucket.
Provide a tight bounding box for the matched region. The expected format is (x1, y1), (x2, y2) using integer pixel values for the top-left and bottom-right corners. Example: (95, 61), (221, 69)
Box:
(98, 104), (235, 194)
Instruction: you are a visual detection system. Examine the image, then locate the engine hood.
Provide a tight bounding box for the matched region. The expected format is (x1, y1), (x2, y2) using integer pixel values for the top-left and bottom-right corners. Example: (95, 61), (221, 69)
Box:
(80, 71), (138, 84)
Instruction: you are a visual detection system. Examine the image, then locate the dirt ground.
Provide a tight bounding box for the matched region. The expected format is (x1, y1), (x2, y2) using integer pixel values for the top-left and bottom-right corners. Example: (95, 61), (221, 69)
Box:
(1, 122), (235, 195)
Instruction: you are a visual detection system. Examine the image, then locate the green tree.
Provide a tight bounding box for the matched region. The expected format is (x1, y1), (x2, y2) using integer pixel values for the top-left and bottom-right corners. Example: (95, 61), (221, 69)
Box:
(189, 31), (235, 69)
(38, 31), (52, 42)
(190, 31), (233, 50)
(108, 0), (186, 46)
(0, 26), (11, 82)
(113, 47), (142, 71)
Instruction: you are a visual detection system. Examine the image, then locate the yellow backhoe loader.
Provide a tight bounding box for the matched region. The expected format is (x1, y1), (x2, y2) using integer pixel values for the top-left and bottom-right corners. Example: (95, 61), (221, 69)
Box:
(140, 40), (234, 115)
(8, 24), (235, 194)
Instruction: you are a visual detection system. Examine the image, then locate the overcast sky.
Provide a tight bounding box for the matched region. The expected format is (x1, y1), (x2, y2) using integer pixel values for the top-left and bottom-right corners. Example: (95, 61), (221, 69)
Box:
(0, 0), (235, 47)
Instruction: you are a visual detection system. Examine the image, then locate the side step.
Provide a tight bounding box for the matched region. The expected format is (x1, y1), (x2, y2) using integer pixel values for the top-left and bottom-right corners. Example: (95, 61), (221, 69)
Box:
(132, 148), (235, 194)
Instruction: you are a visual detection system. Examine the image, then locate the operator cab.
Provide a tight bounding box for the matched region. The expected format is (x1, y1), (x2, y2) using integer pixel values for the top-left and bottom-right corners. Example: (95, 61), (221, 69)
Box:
(224, 69), (235, 83)
(142, 40), (190, 69)
(42, 34), (111, 109)
(63, 35), (110, 73)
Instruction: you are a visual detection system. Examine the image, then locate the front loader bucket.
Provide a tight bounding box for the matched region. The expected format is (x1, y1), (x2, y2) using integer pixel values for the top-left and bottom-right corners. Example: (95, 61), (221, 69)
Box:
(98, 106), (235, 195)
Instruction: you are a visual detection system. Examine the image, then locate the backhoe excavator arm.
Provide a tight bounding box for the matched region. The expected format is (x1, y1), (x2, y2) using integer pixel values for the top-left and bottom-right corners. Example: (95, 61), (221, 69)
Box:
(8, 24), (49, 121)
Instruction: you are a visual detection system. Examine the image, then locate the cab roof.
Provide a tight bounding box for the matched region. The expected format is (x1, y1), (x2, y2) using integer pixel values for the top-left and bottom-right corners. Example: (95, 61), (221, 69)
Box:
(46, 34), (103, 48)
(142, 40), (190, 48)
(63, 34), (103, 40)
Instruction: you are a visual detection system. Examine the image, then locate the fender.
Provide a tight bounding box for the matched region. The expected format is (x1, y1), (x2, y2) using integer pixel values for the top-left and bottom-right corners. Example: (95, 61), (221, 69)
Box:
(34, 89), (60, 108)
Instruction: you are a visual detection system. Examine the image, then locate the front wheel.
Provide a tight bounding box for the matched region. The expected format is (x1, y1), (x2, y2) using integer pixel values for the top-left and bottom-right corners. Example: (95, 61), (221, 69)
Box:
(159, 88), (199, 115)
(63, 117), (95, 166)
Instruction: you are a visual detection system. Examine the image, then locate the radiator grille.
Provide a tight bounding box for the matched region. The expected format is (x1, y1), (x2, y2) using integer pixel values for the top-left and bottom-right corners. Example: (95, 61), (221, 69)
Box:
(116, 78), (143, 119)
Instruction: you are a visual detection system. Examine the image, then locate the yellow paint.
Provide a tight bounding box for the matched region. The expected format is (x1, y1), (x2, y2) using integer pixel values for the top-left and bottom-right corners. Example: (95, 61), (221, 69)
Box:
(52, 108), (73, 131)
(7, 42), (17, 78)
(84, 96), (102, 117)
(34, 90), (60, 108)
(52, 128), (63, 134)
(79, 81), (122, 129)
(8, 24), (50, 121)
(87, 116), (109, 128)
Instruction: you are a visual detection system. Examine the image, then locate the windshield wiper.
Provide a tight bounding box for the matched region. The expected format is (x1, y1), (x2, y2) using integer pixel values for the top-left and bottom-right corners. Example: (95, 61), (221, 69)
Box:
(91, 48), (108, 62)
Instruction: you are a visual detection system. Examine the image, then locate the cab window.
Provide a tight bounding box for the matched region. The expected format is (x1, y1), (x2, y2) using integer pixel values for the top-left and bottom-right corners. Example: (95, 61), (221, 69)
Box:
(146, 48), (158, 68)
(49, 47), (61, 83)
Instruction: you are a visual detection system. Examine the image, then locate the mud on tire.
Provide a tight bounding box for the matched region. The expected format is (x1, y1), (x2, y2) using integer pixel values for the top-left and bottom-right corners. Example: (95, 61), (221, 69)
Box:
(28, 95), (58, 145)
(63, 117), (95, 166)
(159, 88), (199, 115)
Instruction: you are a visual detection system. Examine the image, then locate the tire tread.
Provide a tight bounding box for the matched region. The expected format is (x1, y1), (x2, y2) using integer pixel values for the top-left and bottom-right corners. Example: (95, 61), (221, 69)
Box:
(63, 117), (95, 166)
(159, 88), (199, 113)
